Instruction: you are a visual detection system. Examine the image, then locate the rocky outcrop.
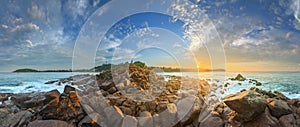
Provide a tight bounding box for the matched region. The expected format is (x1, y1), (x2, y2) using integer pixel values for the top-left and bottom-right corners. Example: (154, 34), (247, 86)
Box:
(231, 74), (246, 81)
(223, 90), (267, 121)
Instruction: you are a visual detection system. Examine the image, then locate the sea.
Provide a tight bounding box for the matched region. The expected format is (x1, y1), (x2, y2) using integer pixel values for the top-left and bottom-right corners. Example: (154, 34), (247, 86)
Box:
(0, 72), (299, 99)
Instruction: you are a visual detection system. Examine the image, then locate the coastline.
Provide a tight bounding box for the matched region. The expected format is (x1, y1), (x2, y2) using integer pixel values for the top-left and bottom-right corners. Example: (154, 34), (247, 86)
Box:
(0, 64), (299, 126)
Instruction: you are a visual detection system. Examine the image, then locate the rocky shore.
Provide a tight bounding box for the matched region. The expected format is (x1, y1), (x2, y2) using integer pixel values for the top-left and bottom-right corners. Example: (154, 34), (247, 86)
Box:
(0, 64), (299, 127)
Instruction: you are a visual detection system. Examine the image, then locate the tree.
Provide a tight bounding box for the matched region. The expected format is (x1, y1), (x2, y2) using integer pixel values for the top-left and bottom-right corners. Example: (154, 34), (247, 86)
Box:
(133, 61), (146, 68)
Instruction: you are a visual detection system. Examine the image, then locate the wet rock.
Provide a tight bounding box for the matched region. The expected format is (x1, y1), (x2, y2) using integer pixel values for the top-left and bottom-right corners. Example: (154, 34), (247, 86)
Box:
(223, 90), (267, 121)
(266, 98), (292, 118)
(231, 74), (246, 81)
(45, 80), (58, 84)
(0, 93), (12, 102)
(255, 82), (262, 86)
(279, 114), (296, 127)
(28, 120), (74, 127)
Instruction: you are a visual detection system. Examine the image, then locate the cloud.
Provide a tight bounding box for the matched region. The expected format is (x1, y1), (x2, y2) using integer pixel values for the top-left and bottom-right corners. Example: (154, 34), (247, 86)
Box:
(10, 23), (39, 32)
(25, 40), (33, 48)
(285, 32), (293, 39)
(1, 25), (8, 29)
(290, 0), (300, 22)
(27, 3), (44, 19)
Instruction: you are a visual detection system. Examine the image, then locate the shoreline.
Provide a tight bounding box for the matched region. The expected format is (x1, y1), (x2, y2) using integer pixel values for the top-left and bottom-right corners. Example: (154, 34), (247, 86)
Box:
(0, 64), (299, 126)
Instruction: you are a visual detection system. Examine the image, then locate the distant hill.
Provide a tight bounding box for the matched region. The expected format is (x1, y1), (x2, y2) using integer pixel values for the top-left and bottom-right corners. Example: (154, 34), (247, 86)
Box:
(13, 68), (39, 72)
(13, 61), (226, 72)
(13, 68), (73, 72)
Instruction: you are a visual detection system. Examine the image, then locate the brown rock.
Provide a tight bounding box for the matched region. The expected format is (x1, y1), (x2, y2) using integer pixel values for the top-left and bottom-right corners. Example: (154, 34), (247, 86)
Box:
(44, 89), (60, 103)
(1, 110), (32, 127)
(63, 85), (75, 94)
(267, 98), (292, 118)
(28, 120), (74, 127)
(199, 114), (224, 127)
(242, 108), (280, 127)
(199, 80), (210, 96)
(223, 90), (267, 121)
(138, 111), (152, 117)
(138, 116), (153, 127)
(279, 114), (296, 127)
(107, 87), (117, 94)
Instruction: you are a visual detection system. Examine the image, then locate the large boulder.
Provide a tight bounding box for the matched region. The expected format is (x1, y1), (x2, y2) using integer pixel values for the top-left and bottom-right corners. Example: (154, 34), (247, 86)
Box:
(266, 98), (292, 118)
(223, 90), (267, 121)
(36, 86), (85, 125)
(242, 108), (280, 127)
(199, 114), (224, 127)
(279, 114), (296, 127)
(0, 110), (32, 127)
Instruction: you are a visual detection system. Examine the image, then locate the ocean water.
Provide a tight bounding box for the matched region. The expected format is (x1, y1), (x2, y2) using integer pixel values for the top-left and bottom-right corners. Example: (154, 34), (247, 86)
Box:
(0, 72), (95, 93)
(0, 72), (299, 99)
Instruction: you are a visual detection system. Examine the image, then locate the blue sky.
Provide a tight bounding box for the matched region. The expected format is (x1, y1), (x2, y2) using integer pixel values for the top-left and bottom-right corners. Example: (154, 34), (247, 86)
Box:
(0, 0), (300, 71)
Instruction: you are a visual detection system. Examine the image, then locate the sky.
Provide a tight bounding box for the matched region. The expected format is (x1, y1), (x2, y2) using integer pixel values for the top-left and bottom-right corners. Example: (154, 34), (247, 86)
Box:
(0, 0), (300, 72)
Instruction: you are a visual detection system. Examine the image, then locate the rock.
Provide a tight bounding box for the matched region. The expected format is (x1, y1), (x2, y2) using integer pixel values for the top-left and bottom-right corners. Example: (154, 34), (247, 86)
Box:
(199, 114), (224, 127)
(138, 111), (152, 117)
(78, 113), (103, 127)
(242, 108), (280, 127)
(122, 115), (138, 127)
(28, 120), (74, 127)
(44, 89), (60, 103)
(266, 98), (292, 118)
(37, 93), (85, 124)
(72, 76), (93, 85)
(155, 103), (178, 127)
(107, 87), (117, 94)
(176, 96), (199, 125)
(1, 110), (32, 127)
(63, 85), (76, 94)
(256, 82), (262, 86)
(0, 93), (12, 102)
(224, 83), (230, 87)
(138, 116), (153, 127)
(103, 106), (124, 126)
(81, 104), (94, 114)
(45, 80), (58, 84)
(279, 114), (296, 127)
(223, 90), (267, 121)
(287, 99), (300, 107)
(11, 93), (31, 108)
(199, 80), (210, 96)
(231, 74), (246, 81)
